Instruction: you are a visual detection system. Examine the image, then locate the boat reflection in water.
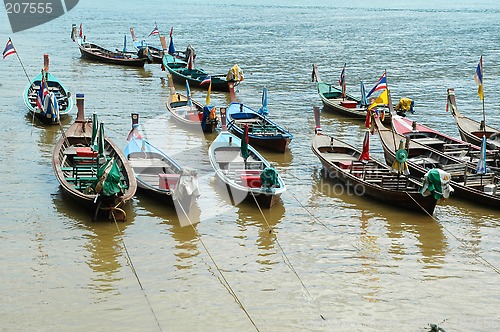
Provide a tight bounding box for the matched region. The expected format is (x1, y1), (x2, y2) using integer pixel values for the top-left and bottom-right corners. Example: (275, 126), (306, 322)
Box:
(309, 167), (447, 271)
(134, 193), (201, 270)
(236, 199), (285, 270)
(52, 189), (136, 292)
(203, 174), (286, 270)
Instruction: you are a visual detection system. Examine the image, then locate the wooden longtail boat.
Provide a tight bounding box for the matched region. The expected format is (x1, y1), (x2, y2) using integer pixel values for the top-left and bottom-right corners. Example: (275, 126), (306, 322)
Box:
(23, 54), (73, 124)
(391, 113), (500, 174)
(71, 24), (151, 67)
(374, 114), (500, 209)
(311, 64), (391, 122)
(208, 109), (286, 208)
(165, 75), (218, 133)
(52, 94), (137, 221)
(226, 98), (293, 153)
(311, 107), (439, 215)
(162, 53), (243, 92)
(124, 113), (200, 213)
(447, 88), (500, 150)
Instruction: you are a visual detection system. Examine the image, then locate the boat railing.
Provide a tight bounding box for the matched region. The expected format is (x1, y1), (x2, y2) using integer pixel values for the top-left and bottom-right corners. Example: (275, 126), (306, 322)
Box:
(381, 175), (410, 191)
(441, 163), (467, 177)
(463, 173), (495, 187)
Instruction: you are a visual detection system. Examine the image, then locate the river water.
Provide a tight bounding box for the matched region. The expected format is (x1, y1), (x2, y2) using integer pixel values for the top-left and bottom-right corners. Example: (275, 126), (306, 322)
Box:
(1, 1), (499, 331)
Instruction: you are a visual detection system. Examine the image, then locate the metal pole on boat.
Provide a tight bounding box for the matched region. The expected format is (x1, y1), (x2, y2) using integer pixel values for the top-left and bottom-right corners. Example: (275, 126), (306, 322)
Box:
(384, 70), (399, 154)
(481, 95), (486, 135)
(7, 38), (32, 84)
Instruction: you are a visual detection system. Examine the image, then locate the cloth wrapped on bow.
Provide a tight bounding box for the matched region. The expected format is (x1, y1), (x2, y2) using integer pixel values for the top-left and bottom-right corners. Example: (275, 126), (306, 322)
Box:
(420, 168), (454, 200)
(226, 64), (244, 82)
(173, 167), (200, 201)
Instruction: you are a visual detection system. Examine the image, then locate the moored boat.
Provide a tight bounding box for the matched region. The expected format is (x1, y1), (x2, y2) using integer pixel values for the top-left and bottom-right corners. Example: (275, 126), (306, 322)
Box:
(208, 109), (286, 208)
(311, 63), (391, 122)
(374, 114), (500, 209)
(71, 24), (151, 67)
(52, 94), (137, 221)
(165, 74), (218, 133)
(23, 54), (73, 124)
(391, 112), (500, 174)
(447, 88), (500, 150)
(124, 113), (200, 214)
(225, 88), (293, 153)
(162, 52), (243, 92)
(311, 107), (441, 215)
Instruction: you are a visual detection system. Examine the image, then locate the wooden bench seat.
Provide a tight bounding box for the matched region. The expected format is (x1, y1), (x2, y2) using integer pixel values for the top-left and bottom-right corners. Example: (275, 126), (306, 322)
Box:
(252, 124), (277, 135)
(441, 163), (467, 176)
(463, 173), (495, 186)
(66, 176), (97, 183)
(381, 175), (409, 190)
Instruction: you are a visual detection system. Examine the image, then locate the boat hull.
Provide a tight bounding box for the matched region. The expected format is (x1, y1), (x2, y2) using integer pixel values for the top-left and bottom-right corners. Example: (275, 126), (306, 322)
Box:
(52, 118), (137, 221)
(136, 179), (197, 214)
(375, 116), (500, 210)
(320, 161), (437, 215)
(162, 54), (236, 92)
(124, 134), (199, 214)
(448, 88), (500, 150)
(226, 102), (293, 153)
(209, 131), (286, 209)
(312, 65), (391, 123)
(231, 130), (290, 153)
(23, 72), (73, 125)
(216, 173), (282, 209)
(166, 93), (218, 133)
(77, 41), (149, 67)
(168, 70), (231, 92)
(311, 133), (438, 215)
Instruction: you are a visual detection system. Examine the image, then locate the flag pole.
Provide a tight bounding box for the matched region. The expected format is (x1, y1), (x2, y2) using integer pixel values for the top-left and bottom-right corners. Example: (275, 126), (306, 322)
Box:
(482, 81), (486, 135)
(9, 38), (32, 84)
(156, 22), (161, 44)
(481, 55), (486, 134)
(384, 69), (398, 153)
(8, 38), (39, 135)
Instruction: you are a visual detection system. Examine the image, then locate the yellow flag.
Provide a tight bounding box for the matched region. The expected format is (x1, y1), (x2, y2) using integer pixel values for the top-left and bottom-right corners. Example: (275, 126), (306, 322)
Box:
(205, 80), (212, 105)
(367, 89), (388, 110)
(474, 56), (484, 100)
(477, 84), (484, 101)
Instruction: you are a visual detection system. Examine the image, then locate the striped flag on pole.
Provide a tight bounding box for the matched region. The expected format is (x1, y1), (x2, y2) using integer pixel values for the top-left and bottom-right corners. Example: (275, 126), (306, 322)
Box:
(3, 38), (16, 59)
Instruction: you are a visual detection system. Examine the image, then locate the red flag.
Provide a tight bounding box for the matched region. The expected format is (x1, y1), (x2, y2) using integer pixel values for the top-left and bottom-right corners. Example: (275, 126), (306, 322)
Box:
(36, 73), (49, 110)
(359, 130), (370, 162)
(364, 109), (371, 129)
(187, 52), (194, 70)
(79, 23), (82, 38)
